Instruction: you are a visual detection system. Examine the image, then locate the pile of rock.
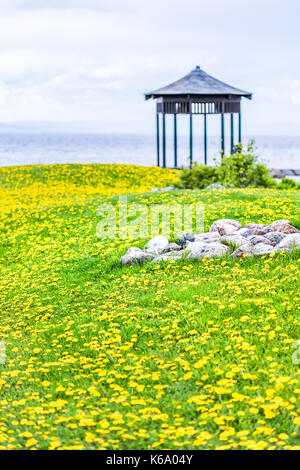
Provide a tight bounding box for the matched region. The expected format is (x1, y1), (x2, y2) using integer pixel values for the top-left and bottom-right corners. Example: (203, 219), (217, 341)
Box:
(120, 219), (300, 265)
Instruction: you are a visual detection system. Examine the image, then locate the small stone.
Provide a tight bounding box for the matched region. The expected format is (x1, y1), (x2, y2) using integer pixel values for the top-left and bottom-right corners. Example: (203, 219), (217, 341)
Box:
(126, 247), (143, 255)
(163, 242), (182, 253)
(275, 233), (300, 252)
(209, 219), (241, 236)
(224, 230), (242, 237)
(121, 250), (153, 265)
(186, 242), (229, 259)
(255, 229), (269, 235)
(178, 232), (195, 246)
(230, 242), (254, 258)
(253, 228), (270, 235)
(264, 232), (286, 245)
(260, 226), (272, 233)
(239, 228), (267, 238)
(248, 235), (273, 246)
(269, 219), (290, 227)
(253, 244), (275, 256)
(185, 241), (206, 252)
(194, 232), (221, 243)
(245, 223), (266, 230)
(152, 251), (184, 263)
(238, 229), (256, 238)
(144, 235), (169, 254)
(220, 234), (249, 248)
(237, 228), (252, 236)
(268, 220), (299, 234)
(145, 246), (165, 256)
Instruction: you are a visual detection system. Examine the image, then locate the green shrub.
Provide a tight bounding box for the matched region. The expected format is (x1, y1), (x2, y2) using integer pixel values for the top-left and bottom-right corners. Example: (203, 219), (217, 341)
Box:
(174, 162), (218, 189)
(277, 177), (298, 190)
(216, 142), (276, 188)
(175, 141), (277, 189)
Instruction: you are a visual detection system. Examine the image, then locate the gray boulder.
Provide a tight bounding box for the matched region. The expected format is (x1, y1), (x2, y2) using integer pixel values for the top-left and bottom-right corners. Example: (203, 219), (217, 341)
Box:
(194, 232), (221, 243)
(145, 246), (165, 256)
(264, 232), (286, 245)
(209, 219), (241, 236)
(220, 234), (249, 247)
(268, 220), (299, 234)
(248, 235), (273, 246)
(239, 228), (268, 237)
(186, 242), (229, 259)
(230, 242), (254, 258)
(144, 235), (169, 254)
(121, 248), (153, 265)
(238, 229), (256, 238)
(237, 227), (253, 236)
(261, 226), (272, 233)
(253, 244), (275, 256)
(178, 232), (195, 246)
(275, 233), (300, 252)
(152, 251), (184, 263)
(245, 223), (266, 230)
(126, 247), (143, 255)
(163, 242), (182, 253)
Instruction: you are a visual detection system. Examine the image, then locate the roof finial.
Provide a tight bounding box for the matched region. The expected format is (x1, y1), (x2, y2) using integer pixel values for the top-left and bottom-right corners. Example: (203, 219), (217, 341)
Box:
(195, 65), (201, 71)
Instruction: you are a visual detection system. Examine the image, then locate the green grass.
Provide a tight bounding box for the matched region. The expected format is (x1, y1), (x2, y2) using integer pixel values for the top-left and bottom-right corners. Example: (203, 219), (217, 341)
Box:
(0, 164), (299, 450)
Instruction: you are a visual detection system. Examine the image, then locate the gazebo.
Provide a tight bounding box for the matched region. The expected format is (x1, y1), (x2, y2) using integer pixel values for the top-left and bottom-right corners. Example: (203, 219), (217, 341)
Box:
(145, 66), (252, 168)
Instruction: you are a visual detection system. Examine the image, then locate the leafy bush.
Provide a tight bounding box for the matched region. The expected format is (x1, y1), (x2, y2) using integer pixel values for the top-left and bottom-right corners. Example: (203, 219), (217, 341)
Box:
(174, 162), (218, 189)
(277, 177), (299, 190)
(175, 141), (277, 189)
(216, 142), (276, 188)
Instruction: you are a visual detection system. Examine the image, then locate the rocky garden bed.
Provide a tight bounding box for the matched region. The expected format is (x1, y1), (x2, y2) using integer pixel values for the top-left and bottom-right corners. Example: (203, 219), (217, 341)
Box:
(121, 219), (300, 265)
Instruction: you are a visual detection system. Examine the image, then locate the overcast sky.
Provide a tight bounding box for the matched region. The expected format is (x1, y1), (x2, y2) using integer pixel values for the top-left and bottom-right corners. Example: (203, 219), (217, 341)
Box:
(0, 0), (299, 135)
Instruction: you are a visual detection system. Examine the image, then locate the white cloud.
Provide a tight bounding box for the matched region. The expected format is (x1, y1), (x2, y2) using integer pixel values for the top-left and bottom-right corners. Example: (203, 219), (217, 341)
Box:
(291, 80), (300, 105)
(0, 81), (9, 105)
(0, 0), (116, 11)
(90, 66), (131, 80)
(0, 0), (298, 133)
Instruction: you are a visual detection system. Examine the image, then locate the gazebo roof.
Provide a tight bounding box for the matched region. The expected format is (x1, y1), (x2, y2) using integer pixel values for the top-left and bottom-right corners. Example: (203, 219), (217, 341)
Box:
(145, 66), (252, 100)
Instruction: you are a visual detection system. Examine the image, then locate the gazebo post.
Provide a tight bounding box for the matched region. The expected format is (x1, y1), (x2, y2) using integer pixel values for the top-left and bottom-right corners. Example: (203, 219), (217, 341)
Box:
(230, 113), (234, 154)
(156, 112), (160, 167)
(162, 113), (166, 168)
(238, 108), (242, 145)
(204, 113), (207, 165)
(189, 112), (193, 168)
(174, 114), (177, 168)
(221, 112), (225, 157)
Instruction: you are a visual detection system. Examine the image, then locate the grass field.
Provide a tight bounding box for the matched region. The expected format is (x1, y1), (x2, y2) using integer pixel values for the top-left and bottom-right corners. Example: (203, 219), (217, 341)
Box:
(0, 163), (299, 450)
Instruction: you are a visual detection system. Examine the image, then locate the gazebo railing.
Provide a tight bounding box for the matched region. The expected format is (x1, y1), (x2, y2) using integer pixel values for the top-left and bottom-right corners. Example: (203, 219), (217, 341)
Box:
(157, 100), (240, 114)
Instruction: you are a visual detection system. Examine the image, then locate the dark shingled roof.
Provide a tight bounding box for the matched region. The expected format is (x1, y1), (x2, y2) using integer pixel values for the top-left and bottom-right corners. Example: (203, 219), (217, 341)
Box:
(145, 66), (252, 100)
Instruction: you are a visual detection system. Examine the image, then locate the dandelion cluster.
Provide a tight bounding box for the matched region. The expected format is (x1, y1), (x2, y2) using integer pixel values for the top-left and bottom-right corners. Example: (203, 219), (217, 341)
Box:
(0, 164), (299, 450)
